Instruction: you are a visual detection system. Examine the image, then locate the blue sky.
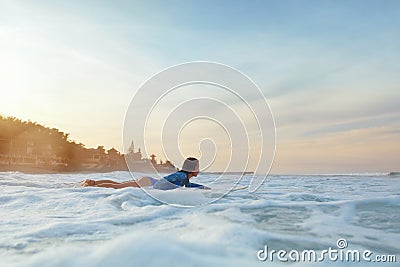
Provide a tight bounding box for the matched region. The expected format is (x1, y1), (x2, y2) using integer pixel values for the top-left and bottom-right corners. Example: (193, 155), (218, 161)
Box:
(1, 0), (399, 173)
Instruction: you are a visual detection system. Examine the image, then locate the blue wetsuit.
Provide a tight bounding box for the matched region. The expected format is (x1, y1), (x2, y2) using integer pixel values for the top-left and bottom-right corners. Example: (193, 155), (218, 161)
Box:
(153, 171), (205, 190)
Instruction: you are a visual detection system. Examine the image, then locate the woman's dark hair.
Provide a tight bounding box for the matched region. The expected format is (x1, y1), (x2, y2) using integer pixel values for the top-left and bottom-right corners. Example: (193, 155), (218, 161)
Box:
(181, 157), (199, 172)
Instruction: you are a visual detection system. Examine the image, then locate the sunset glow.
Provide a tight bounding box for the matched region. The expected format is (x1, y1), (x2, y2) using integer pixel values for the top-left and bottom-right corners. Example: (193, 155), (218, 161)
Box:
(1, 0), (399, 173)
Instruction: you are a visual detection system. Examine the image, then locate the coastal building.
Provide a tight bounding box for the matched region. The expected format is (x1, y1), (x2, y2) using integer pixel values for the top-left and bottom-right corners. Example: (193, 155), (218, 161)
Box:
(85, 146), (106, 164)
(0, 138), (65, 166)
(125, 141), (176, 173)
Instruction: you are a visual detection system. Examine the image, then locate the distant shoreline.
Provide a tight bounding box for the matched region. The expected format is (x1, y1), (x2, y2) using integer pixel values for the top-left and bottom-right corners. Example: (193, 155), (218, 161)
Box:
(1, 165), (397, 177)
(0, 165), (256, 175)
(0, 164), (127, 174)
(0, 165), (62, 174)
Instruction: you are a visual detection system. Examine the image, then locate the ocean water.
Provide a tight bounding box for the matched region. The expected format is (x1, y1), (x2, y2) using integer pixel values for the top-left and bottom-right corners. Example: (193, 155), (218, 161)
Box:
(0, 171), (399, 266)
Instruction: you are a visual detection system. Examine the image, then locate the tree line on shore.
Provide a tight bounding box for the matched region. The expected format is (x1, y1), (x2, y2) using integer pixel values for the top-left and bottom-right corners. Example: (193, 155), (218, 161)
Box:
(0, 115), (125, 170)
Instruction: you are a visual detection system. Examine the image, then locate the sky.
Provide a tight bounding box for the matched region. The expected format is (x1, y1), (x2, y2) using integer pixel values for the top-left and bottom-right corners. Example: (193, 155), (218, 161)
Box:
(0, 0), (399, 174)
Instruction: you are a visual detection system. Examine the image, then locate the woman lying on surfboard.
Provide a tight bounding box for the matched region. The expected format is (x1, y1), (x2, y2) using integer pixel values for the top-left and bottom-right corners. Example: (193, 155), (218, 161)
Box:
(81, 157), (211, 190)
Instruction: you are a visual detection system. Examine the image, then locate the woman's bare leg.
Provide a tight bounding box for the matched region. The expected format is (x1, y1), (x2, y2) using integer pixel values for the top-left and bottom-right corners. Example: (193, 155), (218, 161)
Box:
(95, 180), (140, 189)
(124, 176), (153, 187)
(81, 177), (154, 188)
(81, 179), (121, 187)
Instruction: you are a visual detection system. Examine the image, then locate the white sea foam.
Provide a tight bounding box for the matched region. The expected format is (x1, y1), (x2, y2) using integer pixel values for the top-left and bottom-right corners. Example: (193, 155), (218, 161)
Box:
(0, 172), (399, 266)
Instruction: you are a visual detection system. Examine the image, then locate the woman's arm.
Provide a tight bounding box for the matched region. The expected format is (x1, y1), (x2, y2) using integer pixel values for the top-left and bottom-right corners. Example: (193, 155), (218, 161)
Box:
(186, 182), (211, 190)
